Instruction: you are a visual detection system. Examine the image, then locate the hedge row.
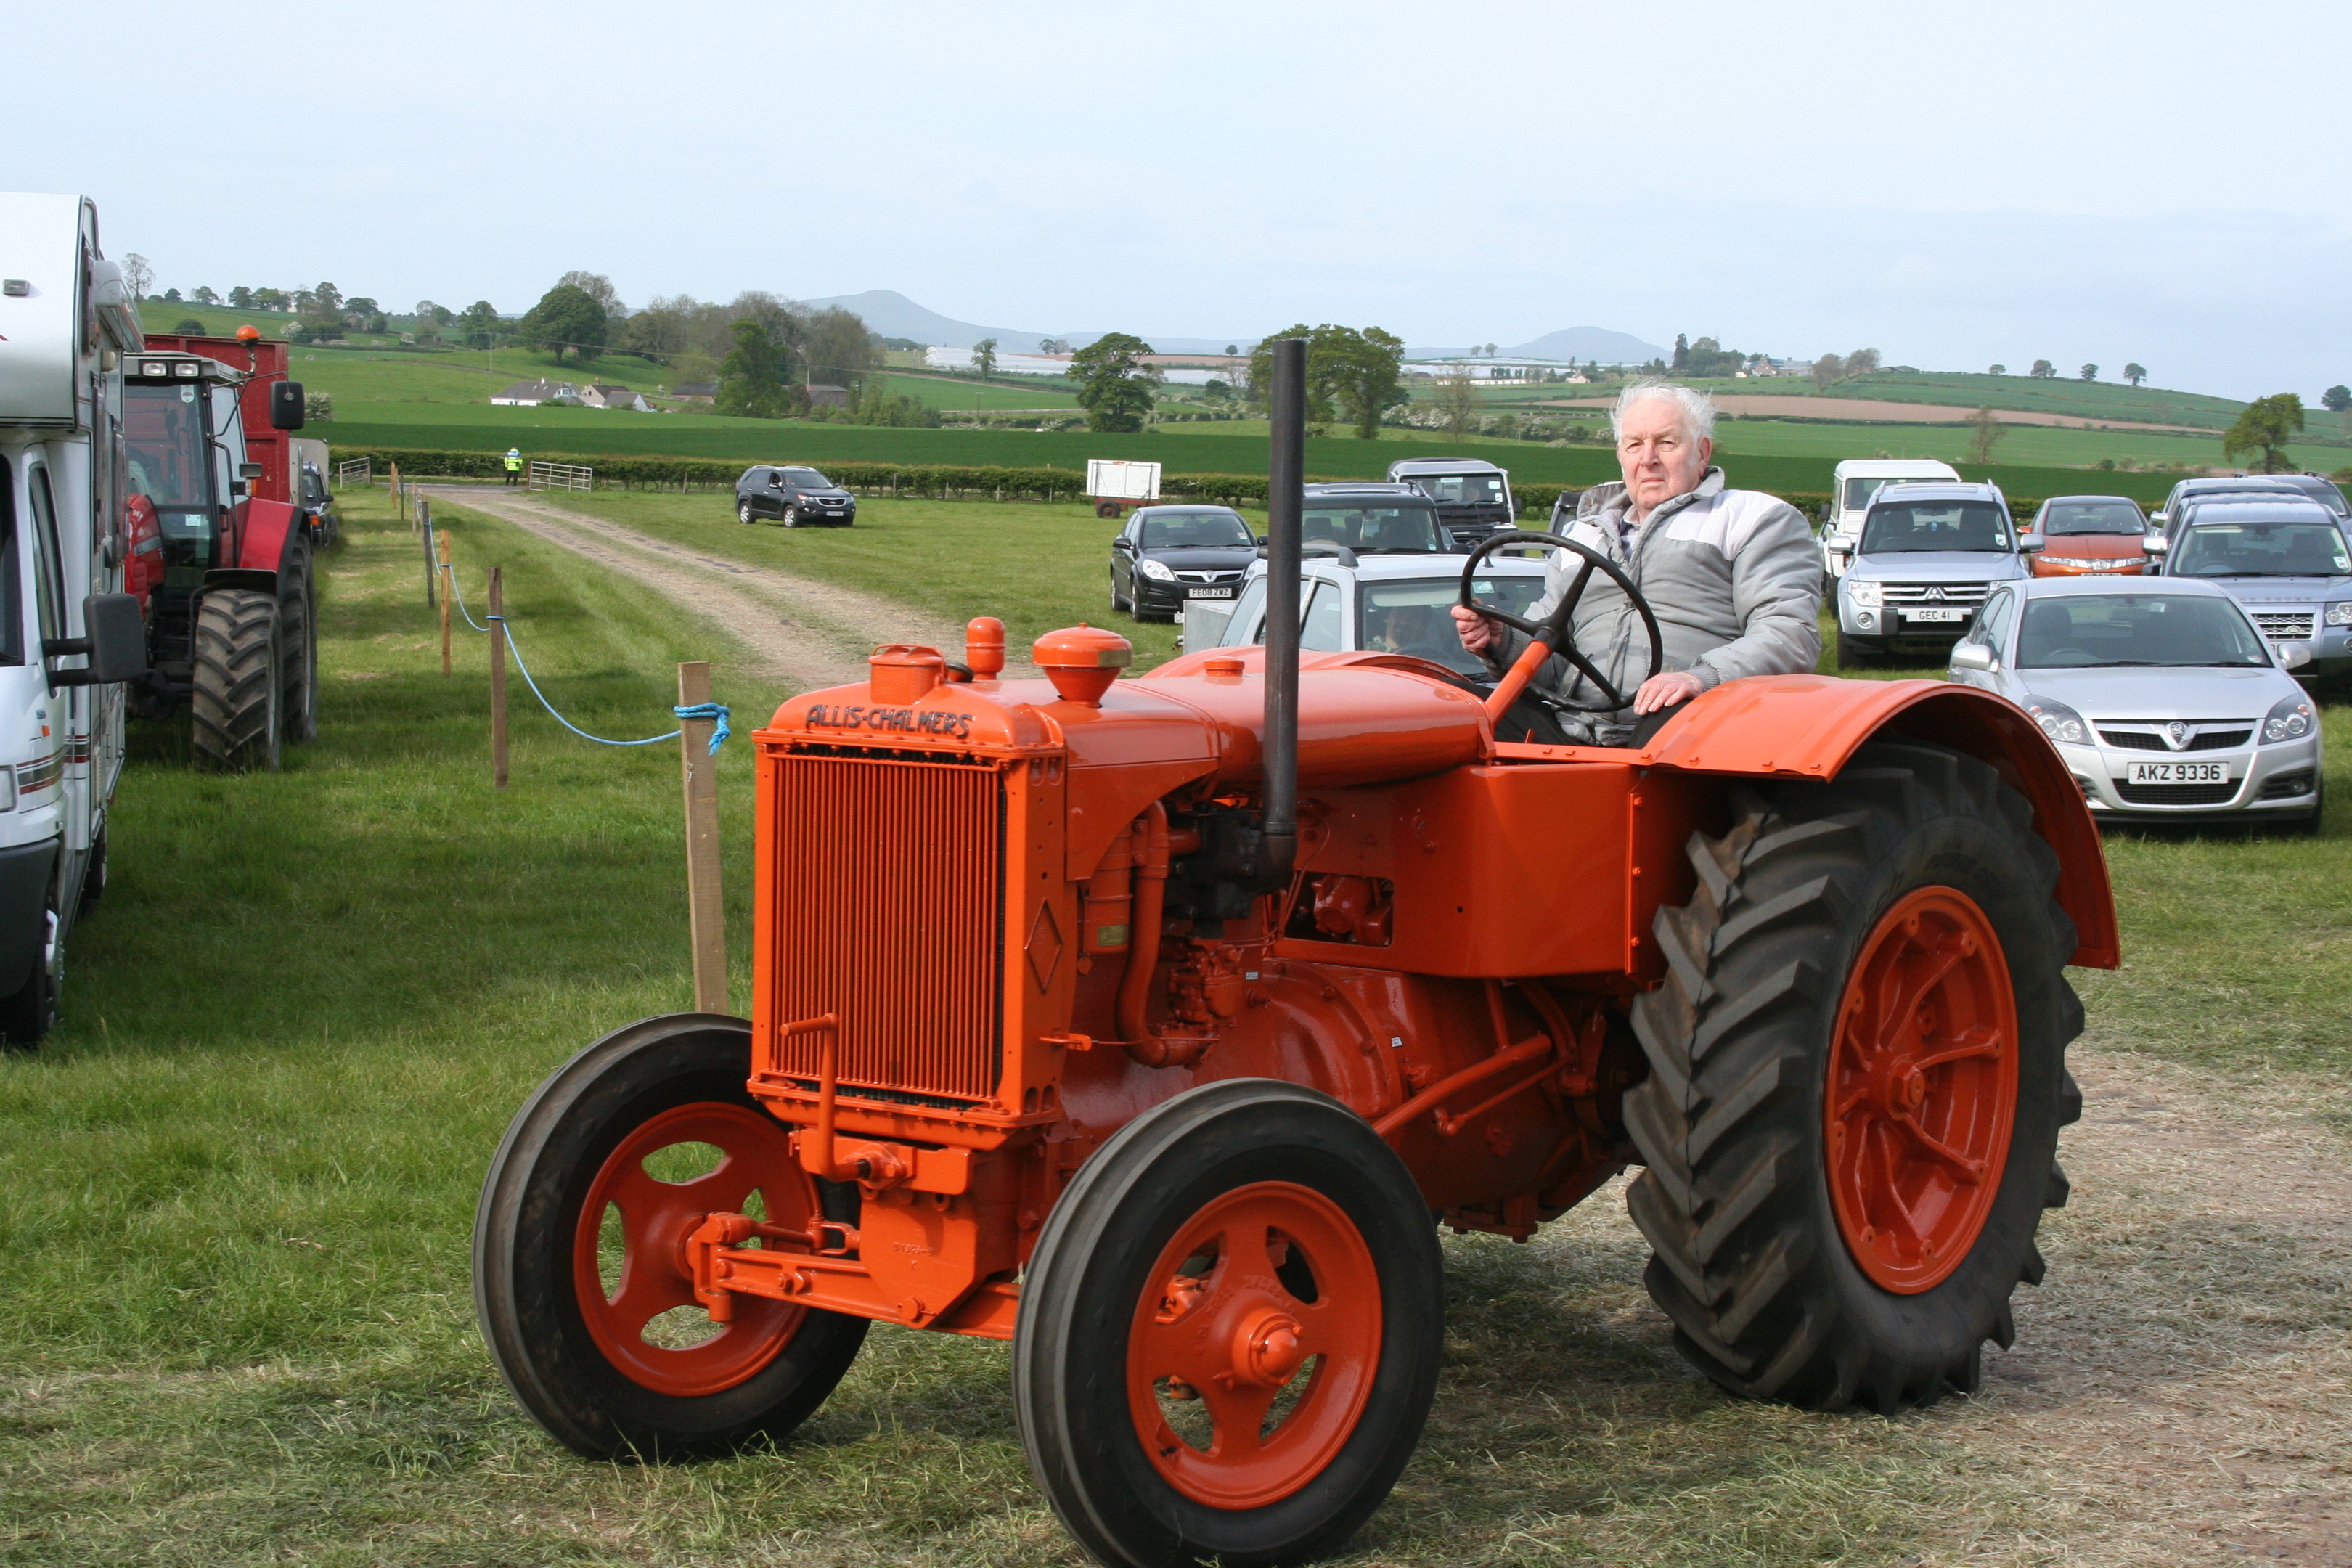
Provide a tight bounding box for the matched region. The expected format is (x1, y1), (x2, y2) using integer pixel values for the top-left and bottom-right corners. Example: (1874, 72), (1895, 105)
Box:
(335, 447), (2004, 524)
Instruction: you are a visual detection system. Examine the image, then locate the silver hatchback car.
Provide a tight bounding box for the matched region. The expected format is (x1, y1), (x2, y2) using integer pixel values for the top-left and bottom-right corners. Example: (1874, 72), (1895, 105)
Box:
(1948, 576), (2323, 830)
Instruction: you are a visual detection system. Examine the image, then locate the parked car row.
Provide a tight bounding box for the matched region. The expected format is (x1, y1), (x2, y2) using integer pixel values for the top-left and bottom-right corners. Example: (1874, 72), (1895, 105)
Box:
(1812, 468), (2344, 832)
(1089, 449), (2338, 835)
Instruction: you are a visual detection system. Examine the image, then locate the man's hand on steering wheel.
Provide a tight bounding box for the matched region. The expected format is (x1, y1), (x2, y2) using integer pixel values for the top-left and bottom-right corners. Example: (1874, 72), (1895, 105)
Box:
(1450, 603), (1500, 653)
(1454, 532), (1664, 714)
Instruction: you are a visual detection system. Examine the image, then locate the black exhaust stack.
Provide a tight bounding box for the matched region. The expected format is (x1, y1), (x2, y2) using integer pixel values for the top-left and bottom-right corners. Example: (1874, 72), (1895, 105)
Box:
(1260, 337), (1304, 887)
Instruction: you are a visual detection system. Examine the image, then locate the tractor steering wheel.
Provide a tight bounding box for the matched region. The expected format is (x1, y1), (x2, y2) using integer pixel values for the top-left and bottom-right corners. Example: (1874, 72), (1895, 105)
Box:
(1457, 531), (1665, 714)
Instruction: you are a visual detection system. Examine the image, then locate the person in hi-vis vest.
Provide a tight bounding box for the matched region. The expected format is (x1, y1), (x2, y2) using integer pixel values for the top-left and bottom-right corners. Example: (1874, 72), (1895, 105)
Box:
(504, 448), (523, 487)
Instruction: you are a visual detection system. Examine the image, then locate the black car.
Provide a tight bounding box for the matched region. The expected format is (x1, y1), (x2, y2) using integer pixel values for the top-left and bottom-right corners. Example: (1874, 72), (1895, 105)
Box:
(295, 460), (339, 547)
(736, 465), (858, 527)
(1110, 506), (1259, 621)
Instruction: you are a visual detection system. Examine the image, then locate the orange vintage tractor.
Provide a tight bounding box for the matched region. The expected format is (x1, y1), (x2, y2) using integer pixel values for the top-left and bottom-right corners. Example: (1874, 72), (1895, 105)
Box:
(475, 343), (2116, 1568)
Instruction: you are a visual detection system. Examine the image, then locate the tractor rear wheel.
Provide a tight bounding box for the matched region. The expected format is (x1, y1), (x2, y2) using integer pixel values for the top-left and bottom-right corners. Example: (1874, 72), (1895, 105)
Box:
(1015, 1079), (1442, 1568)
(190, 589), (282, 772)
(1622, 738), (2083, 1413)
(473, 1013), (867, 1461)
(279, 539), (319, 746)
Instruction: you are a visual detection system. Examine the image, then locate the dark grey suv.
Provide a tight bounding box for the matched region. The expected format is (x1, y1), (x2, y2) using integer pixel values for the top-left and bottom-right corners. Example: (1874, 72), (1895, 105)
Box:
(736, 465), (857, 527)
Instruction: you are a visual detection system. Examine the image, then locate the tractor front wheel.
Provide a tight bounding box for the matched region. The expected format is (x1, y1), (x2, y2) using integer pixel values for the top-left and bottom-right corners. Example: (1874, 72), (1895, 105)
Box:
(190, 589), (282, 772)
(473, 1013), (867, 1460)
(1015, 1079), (1442, 1568)
(1622, 738), (2083, 1412)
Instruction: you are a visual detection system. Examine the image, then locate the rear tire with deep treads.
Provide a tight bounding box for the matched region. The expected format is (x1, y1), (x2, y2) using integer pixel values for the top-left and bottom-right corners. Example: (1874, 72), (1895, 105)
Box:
(190, 588), (281, 772)
(1622, 738), (2083, 1413)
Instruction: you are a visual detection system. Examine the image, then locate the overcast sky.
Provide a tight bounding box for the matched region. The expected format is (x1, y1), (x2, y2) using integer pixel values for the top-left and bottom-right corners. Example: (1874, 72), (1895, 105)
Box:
(17, 0), (2347, 400)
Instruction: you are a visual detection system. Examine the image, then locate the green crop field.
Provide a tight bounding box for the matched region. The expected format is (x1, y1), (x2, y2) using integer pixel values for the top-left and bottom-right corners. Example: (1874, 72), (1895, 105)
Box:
(874, 371), (1080, 411)
(0, 483), (2345, 1564)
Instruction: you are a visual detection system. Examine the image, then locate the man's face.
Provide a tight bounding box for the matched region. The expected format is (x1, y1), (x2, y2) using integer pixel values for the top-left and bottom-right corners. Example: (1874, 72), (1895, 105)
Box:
(1616, 401), (1713, 515)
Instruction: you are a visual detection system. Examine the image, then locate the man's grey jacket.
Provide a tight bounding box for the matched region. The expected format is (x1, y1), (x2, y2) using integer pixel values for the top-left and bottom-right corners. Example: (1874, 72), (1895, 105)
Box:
(1482, 468), (1822, 737)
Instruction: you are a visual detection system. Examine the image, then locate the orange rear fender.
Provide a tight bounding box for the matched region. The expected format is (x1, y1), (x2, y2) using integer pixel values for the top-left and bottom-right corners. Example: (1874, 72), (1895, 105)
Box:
(1640, 676), (2116, 968)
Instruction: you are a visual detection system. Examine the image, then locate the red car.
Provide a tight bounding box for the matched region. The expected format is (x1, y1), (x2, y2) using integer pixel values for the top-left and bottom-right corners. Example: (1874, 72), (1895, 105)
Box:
(2023, 494), (2155, 577)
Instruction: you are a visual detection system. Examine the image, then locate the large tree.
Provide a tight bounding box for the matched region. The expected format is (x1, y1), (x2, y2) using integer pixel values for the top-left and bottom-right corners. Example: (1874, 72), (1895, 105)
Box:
(2123, 362), (2148, 387)
(2221, 393), (2306, 473)
(557, 270), (626, 320)
(2078, 363), (2099, 381)
(2030, 359), (2055, 378)
(1845, 346), (1882, 374)
(716, 317), (792, 418)
(1071, 332), (1163, 433)
(121, 253), (154, 298)
(518, 283), (608, 363)
(1249, 324), (1408, 434)
(458, 300), (502, 349)
(973, 338), (997, 381)
(2322, 385), (2350, 413)
(804, 306), (877, 395)
(1809, 353), (1845, 391)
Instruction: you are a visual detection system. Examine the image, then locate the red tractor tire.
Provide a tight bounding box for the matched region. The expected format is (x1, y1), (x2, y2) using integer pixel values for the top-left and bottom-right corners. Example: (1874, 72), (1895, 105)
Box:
(1014, 1079), (1442, 1568)
(473, 1013), (867, 1461)
(1622, 738), (2082, 1413)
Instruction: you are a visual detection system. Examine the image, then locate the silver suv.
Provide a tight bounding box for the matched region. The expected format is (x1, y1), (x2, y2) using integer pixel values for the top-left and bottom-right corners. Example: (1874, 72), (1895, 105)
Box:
(1834, 481), (2027, 667)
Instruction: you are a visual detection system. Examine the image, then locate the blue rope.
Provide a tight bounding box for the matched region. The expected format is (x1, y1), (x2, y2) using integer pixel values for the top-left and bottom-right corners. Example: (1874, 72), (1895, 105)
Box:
(672, 702), (731, 754)
(486, 615), (730, 751)
(445, 564), (493, 633)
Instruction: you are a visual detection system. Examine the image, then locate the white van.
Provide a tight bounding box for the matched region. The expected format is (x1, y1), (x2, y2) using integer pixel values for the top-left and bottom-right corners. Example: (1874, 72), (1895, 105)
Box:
(0, 192), (152, 1042)
(1820, 458), (1961, 581)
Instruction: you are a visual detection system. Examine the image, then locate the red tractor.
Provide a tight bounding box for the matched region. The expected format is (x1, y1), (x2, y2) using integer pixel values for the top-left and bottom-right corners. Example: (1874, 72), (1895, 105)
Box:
(120, 329), (319, 768)
(475, 345), (2115, 1568)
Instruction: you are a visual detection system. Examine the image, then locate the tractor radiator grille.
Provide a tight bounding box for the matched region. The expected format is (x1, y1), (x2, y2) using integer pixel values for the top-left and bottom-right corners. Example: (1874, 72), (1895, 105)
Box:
(767, 752), (1005, 1103)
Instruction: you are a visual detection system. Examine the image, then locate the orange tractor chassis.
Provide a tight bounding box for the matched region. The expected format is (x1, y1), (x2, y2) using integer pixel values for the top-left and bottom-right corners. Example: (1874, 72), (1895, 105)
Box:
(475, 341), (2117, 1568)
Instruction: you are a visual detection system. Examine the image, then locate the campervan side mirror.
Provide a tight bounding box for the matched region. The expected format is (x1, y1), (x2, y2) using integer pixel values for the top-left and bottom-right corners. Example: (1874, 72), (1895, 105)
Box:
(48, 594), (148, 686)
(269, 381), (306, 430)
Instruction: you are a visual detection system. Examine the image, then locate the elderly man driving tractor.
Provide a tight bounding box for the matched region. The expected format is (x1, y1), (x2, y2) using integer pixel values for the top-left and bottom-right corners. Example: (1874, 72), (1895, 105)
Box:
(1454, 380), (1821, 740)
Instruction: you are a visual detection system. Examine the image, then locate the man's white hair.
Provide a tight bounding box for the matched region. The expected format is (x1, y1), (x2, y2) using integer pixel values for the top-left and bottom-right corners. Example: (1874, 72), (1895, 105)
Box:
(1609, 378), (1718, 445)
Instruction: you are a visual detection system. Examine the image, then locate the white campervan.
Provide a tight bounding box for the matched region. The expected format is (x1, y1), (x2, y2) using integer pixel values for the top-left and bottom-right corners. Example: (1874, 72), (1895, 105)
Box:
(1819, 458), (1961, 581)
(0, 192), (152, 1043)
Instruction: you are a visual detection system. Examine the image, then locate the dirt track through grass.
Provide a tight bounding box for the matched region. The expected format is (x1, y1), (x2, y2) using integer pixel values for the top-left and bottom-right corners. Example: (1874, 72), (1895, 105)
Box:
(426, 486), (1034, 690)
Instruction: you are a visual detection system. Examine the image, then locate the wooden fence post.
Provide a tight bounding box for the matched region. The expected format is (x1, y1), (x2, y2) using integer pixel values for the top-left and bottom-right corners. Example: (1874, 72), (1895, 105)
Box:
(489, 567), (508, 789)
(436, 528), (453, 674)
(420, 501), (437, 609)
(676, 661), (727, 1014)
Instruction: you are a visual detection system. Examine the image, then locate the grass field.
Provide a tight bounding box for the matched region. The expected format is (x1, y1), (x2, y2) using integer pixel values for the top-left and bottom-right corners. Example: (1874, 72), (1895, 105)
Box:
(327, 415), (2230, 509)
(0, 484), (2344, 1564)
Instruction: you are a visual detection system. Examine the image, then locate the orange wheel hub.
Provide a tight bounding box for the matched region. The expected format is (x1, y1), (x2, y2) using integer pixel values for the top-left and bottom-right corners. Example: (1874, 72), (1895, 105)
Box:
(572, 1102), (809, 1395)
(1826, 887), (2019, 1294)
(1126, 1182), (1381, 1510)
